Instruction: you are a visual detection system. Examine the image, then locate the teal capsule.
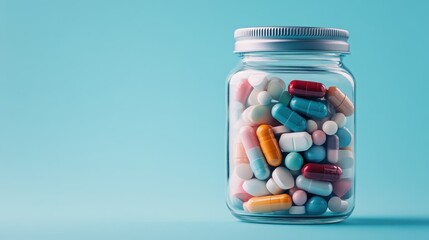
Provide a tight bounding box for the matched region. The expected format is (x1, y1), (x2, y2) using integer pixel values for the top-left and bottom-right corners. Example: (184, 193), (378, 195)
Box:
(306, 196), (328, 214)
(278, 91), (293, 106)
(290, 96), (328, 119)
(337, 127), (352, 148)
(304, 145), (326, 162)
(271, 103), (307, 132)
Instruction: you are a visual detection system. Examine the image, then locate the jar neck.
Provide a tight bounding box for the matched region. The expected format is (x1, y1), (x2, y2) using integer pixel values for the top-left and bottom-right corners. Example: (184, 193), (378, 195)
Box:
(239, 52), (344, 68)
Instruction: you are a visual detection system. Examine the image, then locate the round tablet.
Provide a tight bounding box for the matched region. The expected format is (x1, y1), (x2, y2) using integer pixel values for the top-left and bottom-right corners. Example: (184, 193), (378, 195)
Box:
(272, 167), (295, 190)
(284, 152), (304, 171)
(322, 121), (338, 135)
(289, 206), (306, 214)
(332, 113), (347, 128)
(306, 120), (318, 133)
(257, 91), (272, 105)
(312, 130), (326, 145)
(303, 145), (326, 162)
(306, 196), (328, 214)
(292, 190), (307, 206)
(328, 196), (349, 212)
(266, 178), (283, 194)
(235, 163), (253, 180)
(243, 179), (270, 197)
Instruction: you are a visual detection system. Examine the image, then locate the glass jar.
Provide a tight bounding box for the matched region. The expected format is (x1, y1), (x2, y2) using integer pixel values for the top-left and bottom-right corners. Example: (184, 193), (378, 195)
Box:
(226, 27), (355, 224)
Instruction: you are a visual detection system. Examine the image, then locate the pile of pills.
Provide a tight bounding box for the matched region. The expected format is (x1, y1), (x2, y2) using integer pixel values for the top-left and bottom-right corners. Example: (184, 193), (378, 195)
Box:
(229, 73), (354, 216)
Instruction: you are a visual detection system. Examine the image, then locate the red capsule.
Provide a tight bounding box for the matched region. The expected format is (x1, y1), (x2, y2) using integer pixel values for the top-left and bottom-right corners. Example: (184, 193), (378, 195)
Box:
(302, 163), (342, 182)
(288, 80), (326, 98)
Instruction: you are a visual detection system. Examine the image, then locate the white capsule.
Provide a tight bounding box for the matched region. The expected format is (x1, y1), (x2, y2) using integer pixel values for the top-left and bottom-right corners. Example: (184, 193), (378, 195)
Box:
(267, 77), (286, 100)
(289, 206), (306, 214)
(235, 163), (253, 180)
(332, 113), (347, 128)
(328, 196), (349, 212)
(266, 178), (283, 194)
(279, 132), (313, 152)
(272, 167), (295, 190)
(322, 121), (338, 135)
(306, 120), (318, 133)
(243, 179), (270, 197)
(296, 175), (333, 196)
(257, 91), (272, 105)
(337, 150), (354, 169)
(242, 105), (272, 125)
(248, 73), (269, 90)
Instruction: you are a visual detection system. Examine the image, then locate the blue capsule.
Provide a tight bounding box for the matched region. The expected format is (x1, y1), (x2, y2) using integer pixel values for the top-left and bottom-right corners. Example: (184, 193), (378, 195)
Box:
(246, 148), (270, 180)
(290, 96), (328, 119)
(306, 196), (328, 214)
(271, 103), (307, 132)
(303, 145), (326, 162)
(336, 127), (352, 148)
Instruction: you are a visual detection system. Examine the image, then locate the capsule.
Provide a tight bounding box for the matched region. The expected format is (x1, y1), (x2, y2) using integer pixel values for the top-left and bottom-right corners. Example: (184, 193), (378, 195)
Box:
(296, 175), (333, 196)
(278, 91), (293, 106)
(288, 80), (327, 98)
(290, 96), (328, 119)
(233, 141), (249, 164)
(235, 79), (253, 105)
(327, 135), (339, 163)
(301, 163), (342, 182)
(271, 103), (307, 132)
(326, 86), (354, 116)
(256, 125), (282, 167)
(336, 127), (352, 148)
(245, 194), (292, 213)
(240, 126), (270, 180)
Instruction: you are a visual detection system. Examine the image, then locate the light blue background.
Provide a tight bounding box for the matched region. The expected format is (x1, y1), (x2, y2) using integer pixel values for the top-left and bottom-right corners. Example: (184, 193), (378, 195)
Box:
(1, 0), (428, 239)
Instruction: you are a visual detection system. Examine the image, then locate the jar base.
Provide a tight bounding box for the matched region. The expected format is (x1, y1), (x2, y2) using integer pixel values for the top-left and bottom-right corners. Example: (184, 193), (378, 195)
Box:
(231, 211), (352, 224)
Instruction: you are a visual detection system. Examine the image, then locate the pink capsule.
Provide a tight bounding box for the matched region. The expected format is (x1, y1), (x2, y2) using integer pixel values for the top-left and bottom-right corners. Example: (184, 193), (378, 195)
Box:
(235, 79), (253, 105)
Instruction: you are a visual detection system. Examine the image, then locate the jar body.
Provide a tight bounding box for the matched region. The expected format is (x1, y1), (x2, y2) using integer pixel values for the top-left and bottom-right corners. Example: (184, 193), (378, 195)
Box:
(226, 53), (355, 224)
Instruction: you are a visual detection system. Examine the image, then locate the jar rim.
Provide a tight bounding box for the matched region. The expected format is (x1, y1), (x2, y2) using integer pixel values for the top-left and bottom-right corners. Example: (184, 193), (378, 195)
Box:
(234, 26), (350, 54)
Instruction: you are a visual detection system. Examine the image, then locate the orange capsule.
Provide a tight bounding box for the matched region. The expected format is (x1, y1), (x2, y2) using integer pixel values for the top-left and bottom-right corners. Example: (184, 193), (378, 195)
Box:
(256, 125), (282, 167)
(246, 194), (292, 213)
(326, 87), (354, 116)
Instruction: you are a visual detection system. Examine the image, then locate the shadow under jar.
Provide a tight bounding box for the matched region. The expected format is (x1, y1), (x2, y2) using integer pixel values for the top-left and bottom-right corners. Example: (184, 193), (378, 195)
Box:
(226, 26), (356, 224)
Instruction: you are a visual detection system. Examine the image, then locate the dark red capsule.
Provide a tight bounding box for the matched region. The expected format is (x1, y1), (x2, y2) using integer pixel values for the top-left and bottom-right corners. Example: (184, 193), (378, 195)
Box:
(302, 163), (342, 182)
(288, 80), (326, 98)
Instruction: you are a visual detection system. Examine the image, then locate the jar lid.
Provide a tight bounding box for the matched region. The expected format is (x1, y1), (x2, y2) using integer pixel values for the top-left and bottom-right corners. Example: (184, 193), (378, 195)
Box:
(234, 26), (349, 53)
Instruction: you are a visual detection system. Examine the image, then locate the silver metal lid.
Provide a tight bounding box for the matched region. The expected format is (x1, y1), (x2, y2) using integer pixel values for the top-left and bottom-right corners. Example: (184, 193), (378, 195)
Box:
(234, 26), (350, 53)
